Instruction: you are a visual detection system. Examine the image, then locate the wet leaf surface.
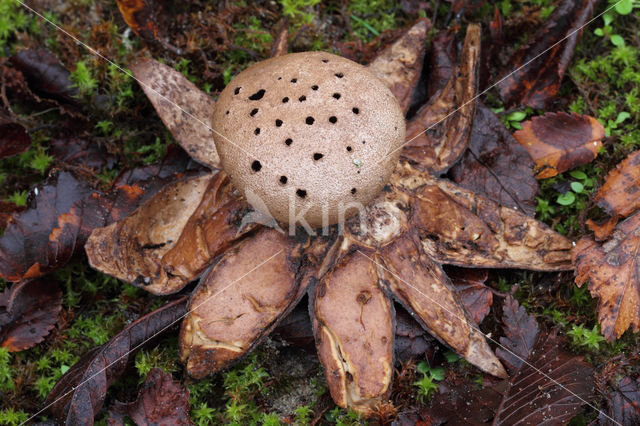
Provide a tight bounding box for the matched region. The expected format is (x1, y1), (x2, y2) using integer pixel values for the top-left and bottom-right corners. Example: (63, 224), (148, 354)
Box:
(574, 212), (640, 341)
(423, 299), (593, 425)
(46, 297), (187, 425)
(446, 266), (492, 324)
(108, 368), (192, 426)
(450, 103), (538, 215)
(593, 151), (640, 218)
(49, 137), (117, 171)
(0, 122), (31, 159)
(9, 48), (78, 105)
(368, 19), (431, 115)
(0, 201), (24, 230)
(496, 0), (598, 108)
(425, 30), (456, 99)
(513, 112), (605, 179)
(115, 0), (162, 43)
(0, 146), (204, 281)
(403, 24), (480, 173)
(0, 278), (62, 352)
(394, 304), (438, 364)
(496, 295), (540, 374)
(599, 374), (640, 426)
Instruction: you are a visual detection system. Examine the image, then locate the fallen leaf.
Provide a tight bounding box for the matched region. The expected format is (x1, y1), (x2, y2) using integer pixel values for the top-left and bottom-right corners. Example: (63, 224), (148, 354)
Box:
(424, 301), (593, 426)
(446, 267), (492, 324)
(394, 304), (438, 364)
(0, 278), (62, 352)
(130, 58), (219, 169)
(0, 201), (24, 229)
(574, 212), (640, 341)
(403, 24), (480, 173)
(496, 295), (540, 374)
(586, 215), (619, 241)
(593, 151), (640, 218)
(496, 0), (598, 108)
(272, 300), (315, 349)
(108, 368), (192, 426)
(450, 103), (538, 215)
(0, 123), (31, 159)
(115, 0), (161, 42)
(599, 374), (640, 426)
(46, 297), (187, 425)
(368, 19), (431, 115)
(513, 112), (605, 179)
(49, 137), (116, 171)
(10, 48), (78, 105)
(0, 147), (204, 282)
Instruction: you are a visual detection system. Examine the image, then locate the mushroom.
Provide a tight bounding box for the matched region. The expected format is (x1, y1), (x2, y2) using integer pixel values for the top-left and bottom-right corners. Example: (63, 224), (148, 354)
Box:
(213, 51), (405, 228)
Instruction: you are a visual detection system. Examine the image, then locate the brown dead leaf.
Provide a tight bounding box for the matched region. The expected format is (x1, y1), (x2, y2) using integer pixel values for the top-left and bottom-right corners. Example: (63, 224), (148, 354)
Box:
(270, 22), (289, 58)
(496, 295), (539, 374)
(574, 212), (640, 341)
(450, 103), (539, 215)
(394, 304), (438, 364)
(599, 374), (640, 425)
(513, 112), (605, 179)
(586, 215), (619, 241)
(497, 0), (598, 108)
(49, 137), (116, 171)
(130, 58), (219, 169)
(115, 0), (161, 42)
(0, 278), (62, 351)
(594, 151), (640, 218)
(425, 30), (456, 99)
(0, 147), (203, 282)
(403, 23), (480, 173)
(425, 327), (594, 425)
(0, 201), (24, 229)
(446, 267), (492, 324)
(46, 297), (187, 425)
(368, 19), (430, 115)
(9, 48), (78, 105)
(0, 123), (31, 159)
(108, 368), (192, 426)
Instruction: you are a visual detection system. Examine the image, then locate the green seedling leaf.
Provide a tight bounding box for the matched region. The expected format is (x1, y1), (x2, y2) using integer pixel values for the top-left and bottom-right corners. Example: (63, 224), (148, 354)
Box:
(570, 182), (585, 193)
(506, 111), (527, 122)
(610, 34), (625, 47)
(616, 111), (631, 124)
(557, 191), (576, 205)
(569, 170), (588, 180)
(594, 28), (604, 36)
(615, 0), (633, 14)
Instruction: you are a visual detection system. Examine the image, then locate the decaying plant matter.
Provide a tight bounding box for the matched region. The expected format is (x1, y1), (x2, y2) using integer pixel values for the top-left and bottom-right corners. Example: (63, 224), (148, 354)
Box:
(79, 21), (575, 415)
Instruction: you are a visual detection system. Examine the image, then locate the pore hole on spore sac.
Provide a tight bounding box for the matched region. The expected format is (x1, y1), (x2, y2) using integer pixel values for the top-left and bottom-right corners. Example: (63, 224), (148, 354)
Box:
(335, 72), (344, 78)
(250, 108), (258, 117)
(329, 116), (337, 124)
(351, 188), (357, 195)
(234, 87), (241, 95)
(296, 189), (307, 199)
(251, 160), (262, 172)
(306, 117), (314, 125)
(254, 128), (260, 135)
(279, 176), (288, 184)
(352, 107), (359, 114)
(313, 153), (324, 161)
(276, 119), (283, 127)
(299, 95), (307, 102)
(333, 93), (341, 100)
(285, 138), (293, 146)
(282, 97), (289, 103)
(248, 89), (265, 100)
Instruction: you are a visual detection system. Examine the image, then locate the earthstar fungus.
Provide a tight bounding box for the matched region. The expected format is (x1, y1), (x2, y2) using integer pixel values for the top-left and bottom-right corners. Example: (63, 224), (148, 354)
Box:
(85, 22), (574, 415)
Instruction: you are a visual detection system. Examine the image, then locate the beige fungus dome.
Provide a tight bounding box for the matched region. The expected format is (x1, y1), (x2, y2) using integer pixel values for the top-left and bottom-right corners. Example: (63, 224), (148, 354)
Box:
(213, 51), (405, 228)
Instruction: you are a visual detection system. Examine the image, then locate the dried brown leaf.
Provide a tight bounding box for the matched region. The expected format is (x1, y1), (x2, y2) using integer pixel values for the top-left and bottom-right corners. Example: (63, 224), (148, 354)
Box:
(368, 19), (431, 115)
(403, 24), (480, 173)
(574, 212), (640, 341)
(46, 297), (187, 425)
(394, 304), (437, 364)
(425, 30), (456, 99)
(0, 278), (62, 351)
(115, 0), (161, 42)
(513, 112), (605, 179)
(447, 266), (492, 324)
(108, 368), (192, 426)
(450, 103), (538, 215)
(9, 48), (78, 105)
(496, 295), (539, 374)
(599, 375), (640, 426)
(496, 0), (598, 108)
(130, 58), (219, 168)
(593, 151), (640, 218)
(0, 123), (31, 159)
(49, 137), (116, 171)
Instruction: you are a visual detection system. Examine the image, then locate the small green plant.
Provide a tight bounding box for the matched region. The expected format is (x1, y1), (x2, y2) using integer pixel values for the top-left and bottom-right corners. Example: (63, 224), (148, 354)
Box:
(70, 60), (98, 96)
(6, 190), (27, 207)
(0, 347), (14, 391)
(29, 149), (54, 175)
(135, 345), (179, 380)
(279, 0), (320, 25)
(0, 408), (28, 426)
(555, 170), (595, 207)
(324, 407), (363, 426)
(191, 403), (217, 426)
(500, 109), (530, 130)
(594, 1), (637, 46)
(413, 361), (445, 403)
(568, 324), (606, 350)
(0, 0), (31, 47)
(294, 405), (313, 425)
(348, 0), (399, 41)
